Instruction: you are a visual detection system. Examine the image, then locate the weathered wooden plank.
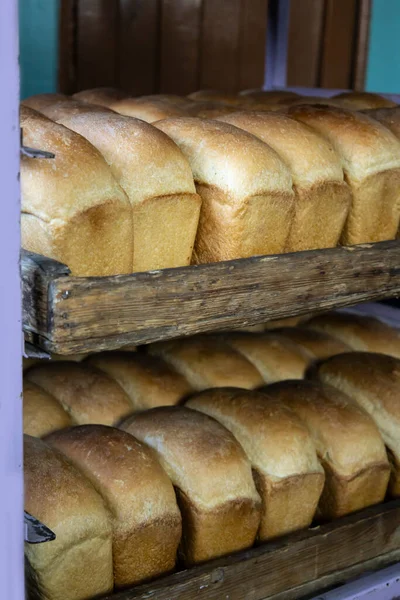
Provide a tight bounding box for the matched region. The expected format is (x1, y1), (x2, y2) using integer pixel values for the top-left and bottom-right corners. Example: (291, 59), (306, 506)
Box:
(159, 0), (202, 95)
(58, 0), (76, 93)
(105, 501), (400, 600)
(287, 0), (325, 87)
(353, 0), (372, 91)
(238, 0), (269, 91)
(119, 0), (159, 95)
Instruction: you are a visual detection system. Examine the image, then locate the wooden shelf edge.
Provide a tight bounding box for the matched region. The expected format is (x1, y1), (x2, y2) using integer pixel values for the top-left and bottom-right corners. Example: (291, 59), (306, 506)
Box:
(105, 500), (400, 600)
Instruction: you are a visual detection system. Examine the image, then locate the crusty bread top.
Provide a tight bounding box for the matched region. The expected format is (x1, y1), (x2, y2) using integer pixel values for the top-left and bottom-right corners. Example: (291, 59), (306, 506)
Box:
(363, 107), (400, 139)
(134, 94), (191, 107)
(21, 93), (70, 112)
(120, 406), (261, 509)
(304, 312), (400, 358)
(20, 109), (129, 222)
(263, 379), (388, 477)
(218, 111), (346, 188)
(86, 352), (192, 409)
(239, 89), (299, 103)
(111, 98), (187, 122)
(187, 90), (243, 105)
(155, 117), (293, 200)
(334, 92), (397, 110)
(147, 336), (264, 390)
(73, 87), (129, 107)
(59, 112), (197, 204)
(273, 327), (351, 360)
(24, 434), (111, 554)
(25, 362), (133, 426)
(45, 425), (180, 527)
(314, 352), (400, 460)
(185, 101), (238, 118)
(287, 104), (400, 182)
(41, 99), (115, 121)
(23, 380), (73, 437)
(186, 388), (323, 480)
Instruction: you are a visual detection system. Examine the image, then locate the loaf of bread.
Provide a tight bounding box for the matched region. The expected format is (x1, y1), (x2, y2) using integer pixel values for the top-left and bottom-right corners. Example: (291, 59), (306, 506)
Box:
(239, 89), (300, 103)
(147, 336), (264, 390)
(120, 406), (261, 565)
(40, 99), (115, 121)
(185, 101), (238, 118)
(86, 352), (192, 409)
(23, 381), (72, 437)
(59, 112), (201, 272)
(134, 94), (191, 107)
(73, 87), (129, 107)
(263, 315), (308, 329)
(263, 380), (390, 517)
(287, 105), (400, 244)
(334, 91), (397, 110)
(25, 362), (133, 426)
(313, 352), (400, 496)
(304, 312), (400, 358)
(186, 388), (324, 539)
(216, 332), (310, 382)
(155, 117), (295, 262)
(45, 425), (182, 587)
(24, 434), (113, 600)
(364, 107), (400, 140)
(21, 93), (71, 112)
(20, 107), (133, 276)
(187, 90), (242, 105)
(218, 112), (351, 251)
(111, 97), (187, 122)
(273, 327), (351, 360)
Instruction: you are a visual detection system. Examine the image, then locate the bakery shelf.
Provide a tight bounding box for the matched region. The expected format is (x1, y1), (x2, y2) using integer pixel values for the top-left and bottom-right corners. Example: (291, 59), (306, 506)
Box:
(22, 240), (400, 355)
(106, 500), (400, 600)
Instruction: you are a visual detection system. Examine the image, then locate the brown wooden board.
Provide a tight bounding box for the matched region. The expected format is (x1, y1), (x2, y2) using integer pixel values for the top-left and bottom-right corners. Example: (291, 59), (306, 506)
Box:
(58, 0), (76, 94)
(353, 0), (372, 91)
(104, 501), (400, 600)
(238, 0), (269, 91)
(22, 241), (400, 355)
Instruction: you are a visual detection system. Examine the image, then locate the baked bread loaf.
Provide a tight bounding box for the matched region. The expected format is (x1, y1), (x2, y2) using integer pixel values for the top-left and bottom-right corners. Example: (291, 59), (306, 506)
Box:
(21, 93), (70, 112)
(86, 352), (192, 410)
(155, 117), (295, 262)
(186, 388), (324, 540)
(134, 94), (191, 107)
(185, 101), (238, 118)
(287, 104), (400, 244)
(273, 327), (351, 360)
(263, 380), (390, 517)
(23, 381), (72, 437)
(187, 90), (242, 105)
(218, 112), (351, 251)
(147, 336), (264, 390)
(25, 362), (133, 426)
(363, 107), (400, 140)
(216, 332), (310, 382)
(20, 107), (133, 276)
(304, 312), (400, 358)
(45, 425), (182, 587)
(239, 89), (300, 103)
(73, 87), (129, 107)
(111, 97), (187, 122)
(334, 91), (397, 110)
(264, 315), (308, 329)
(313, 352), (400, 496)
(120, 406), (261, 565)
(24, 434), (113, 600)
(59, 112), (201, 271)
(41, 99), (115, 121)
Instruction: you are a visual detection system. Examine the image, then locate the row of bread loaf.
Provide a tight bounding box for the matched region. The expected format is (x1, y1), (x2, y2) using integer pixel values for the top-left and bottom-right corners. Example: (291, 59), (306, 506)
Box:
(20, 88), (400, 276)
(25, 338), (400, 599)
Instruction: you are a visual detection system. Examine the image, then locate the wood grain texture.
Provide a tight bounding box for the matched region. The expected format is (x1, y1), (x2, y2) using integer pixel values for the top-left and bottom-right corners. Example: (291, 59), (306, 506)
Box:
(353, 0), (372, 91)
(76, 0), (119, 91)
(58, 0), (76, 93)
(119, 0), (160, 95)
(105, 501), (400, 600)
(320, 0), (358, 89)
(21, 242), (400, 355)
(287, 0), (325, 87)
(238, 0), (269, 91)
(200, 0), (242, 91)
(160, 0), (202, 94)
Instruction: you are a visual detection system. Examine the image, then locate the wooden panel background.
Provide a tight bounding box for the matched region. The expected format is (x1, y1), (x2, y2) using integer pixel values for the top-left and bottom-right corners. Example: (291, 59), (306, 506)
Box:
(58, 0), (370, 95)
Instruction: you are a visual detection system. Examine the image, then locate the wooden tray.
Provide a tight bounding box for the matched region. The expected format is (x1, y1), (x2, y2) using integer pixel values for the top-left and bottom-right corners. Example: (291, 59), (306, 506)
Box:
(105, 500), (400, 600)
(22, 240), (400, 355)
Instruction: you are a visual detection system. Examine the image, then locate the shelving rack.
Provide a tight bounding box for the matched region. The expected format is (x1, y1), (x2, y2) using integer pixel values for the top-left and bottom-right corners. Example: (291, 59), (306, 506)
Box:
(5, 0), (400, 598)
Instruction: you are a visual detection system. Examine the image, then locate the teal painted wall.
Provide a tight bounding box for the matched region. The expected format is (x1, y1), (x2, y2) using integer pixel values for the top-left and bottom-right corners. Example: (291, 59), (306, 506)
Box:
(366, 0), (400, 94)
(19, 0), (59, 99)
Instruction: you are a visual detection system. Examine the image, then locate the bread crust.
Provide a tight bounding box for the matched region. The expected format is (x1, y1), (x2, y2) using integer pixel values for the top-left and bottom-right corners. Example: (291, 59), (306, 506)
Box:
(23, 381), (73, 437)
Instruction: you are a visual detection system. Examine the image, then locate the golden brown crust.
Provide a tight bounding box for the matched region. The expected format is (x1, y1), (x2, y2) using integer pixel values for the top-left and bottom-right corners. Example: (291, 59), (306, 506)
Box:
(20, 109), (133, 276)
(21, 93), (71, 112)
(363, 107), (400, 140)
(111, 97), (187, 122)
(24, 435), (113, 600)
(85, 352), (192, 410)
(73, 87), (129, 107)
(187, 90), (243, 105)
(41, 99), (115, 121)
(334, 92), (398, 110)
(45, 425), (182, 586)
(23, 380), (73, 437)
(119, 406), (261, 564)
(147, 335), (264, 390)
(185, 101), (238, 118)
(239, 89), (300, 103)
(155, 117), (295, 262)
(25, 362), (133, 426)
(273, 327), (351, 360)
(263, 379), (390, 517)
(186, 387), (324, 540)
(304, 312), (400, 358)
